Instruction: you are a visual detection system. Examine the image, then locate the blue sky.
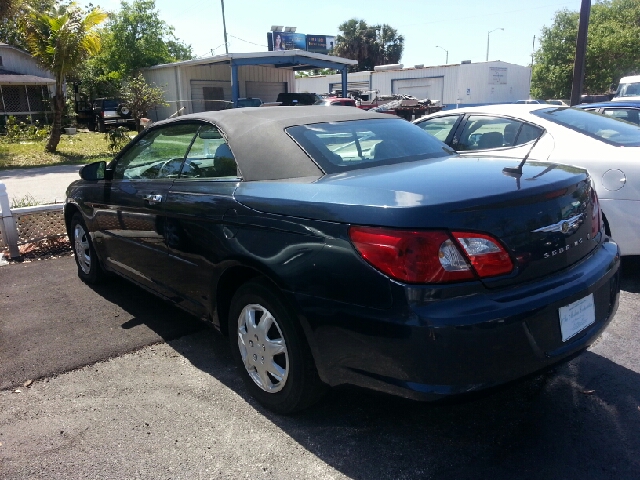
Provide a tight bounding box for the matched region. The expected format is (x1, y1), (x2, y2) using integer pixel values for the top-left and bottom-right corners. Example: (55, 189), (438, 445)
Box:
(78, 0), (583, 67)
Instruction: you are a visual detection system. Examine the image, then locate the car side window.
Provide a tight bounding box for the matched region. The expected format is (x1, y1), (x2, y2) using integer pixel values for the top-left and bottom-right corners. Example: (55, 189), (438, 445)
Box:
(113, 123), (200, 180)
(180, 125), (238, 179)
(603, 108), (640, 126)
(416, 115), (461, 142)
(455, 115), (543, 151)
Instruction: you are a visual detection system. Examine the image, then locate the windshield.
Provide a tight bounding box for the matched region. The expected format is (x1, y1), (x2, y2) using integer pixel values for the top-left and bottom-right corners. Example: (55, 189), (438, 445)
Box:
(615, 82), (640, 98)
(533, 107), (640, 146)
(287, 118), (454, 173)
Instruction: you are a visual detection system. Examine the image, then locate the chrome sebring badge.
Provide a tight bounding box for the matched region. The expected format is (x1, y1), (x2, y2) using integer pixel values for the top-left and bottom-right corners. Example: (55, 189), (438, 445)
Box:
(542, 234), (591, 258)
(532, 214), (583, 235)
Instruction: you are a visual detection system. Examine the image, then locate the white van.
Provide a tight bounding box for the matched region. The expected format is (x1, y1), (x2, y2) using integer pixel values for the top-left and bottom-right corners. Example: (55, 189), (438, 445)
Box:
(612, 75), (640, 101)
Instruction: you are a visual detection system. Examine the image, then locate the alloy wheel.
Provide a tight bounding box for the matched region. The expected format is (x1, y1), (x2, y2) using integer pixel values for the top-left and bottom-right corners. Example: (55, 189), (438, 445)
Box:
(237, 303), (289, 393)
(74, 224), (91, 274)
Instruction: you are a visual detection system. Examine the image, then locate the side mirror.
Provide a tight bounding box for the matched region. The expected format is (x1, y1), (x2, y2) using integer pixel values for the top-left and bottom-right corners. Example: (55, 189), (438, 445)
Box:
(79, 161), (106, 181)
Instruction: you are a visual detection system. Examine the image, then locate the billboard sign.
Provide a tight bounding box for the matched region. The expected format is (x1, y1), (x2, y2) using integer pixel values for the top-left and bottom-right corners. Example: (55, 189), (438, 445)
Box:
(306, 35), (336, 54)
(268, 32), (307, 51)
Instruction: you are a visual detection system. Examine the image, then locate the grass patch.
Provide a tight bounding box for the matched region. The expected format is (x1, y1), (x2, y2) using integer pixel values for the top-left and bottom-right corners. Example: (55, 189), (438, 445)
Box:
(10, 193), (42, 208)
(0, 131), (131, 170)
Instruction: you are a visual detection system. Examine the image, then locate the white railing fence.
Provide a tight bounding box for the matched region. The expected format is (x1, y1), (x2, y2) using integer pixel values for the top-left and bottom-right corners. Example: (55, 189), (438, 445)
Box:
(0, 183), (67, 260)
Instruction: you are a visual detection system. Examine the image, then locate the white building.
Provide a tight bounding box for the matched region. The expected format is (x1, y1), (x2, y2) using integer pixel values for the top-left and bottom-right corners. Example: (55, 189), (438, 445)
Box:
(0, 43), (55, 125)
(296, 61), (531, 109)
(143, 51), (356, 121)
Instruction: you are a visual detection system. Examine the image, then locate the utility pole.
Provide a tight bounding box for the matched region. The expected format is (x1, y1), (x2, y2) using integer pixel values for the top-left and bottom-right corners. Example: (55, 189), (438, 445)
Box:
(570, 0), (591, 106)
(529, 35), (535, 99)
(221, 0), (229, 54)
(486, 28), (504, 62)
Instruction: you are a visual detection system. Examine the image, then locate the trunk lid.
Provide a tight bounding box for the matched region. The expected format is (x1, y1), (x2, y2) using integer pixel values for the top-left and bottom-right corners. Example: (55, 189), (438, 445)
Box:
(234, 156), (602, 286)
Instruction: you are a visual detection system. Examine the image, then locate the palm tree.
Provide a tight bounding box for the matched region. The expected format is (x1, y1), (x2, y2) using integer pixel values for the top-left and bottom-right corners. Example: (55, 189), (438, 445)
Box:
(334, 19), (404, 72)
(21, 2), (106, 152)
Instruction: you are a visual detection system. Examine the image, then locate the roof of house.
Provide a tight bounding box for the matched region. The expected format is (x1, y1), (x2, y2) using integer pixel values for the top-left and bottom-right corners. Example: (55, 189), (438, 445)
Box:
(0, 69), (55, 85)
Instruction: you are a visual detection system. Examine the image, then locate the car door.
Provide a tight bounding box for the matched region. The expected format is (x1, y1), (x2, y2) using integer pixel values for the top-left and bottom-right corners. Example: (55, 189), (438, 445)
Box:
(158, 124), (241, 317)
(98, 122), (201, 294)
(414, 114), (463, 145)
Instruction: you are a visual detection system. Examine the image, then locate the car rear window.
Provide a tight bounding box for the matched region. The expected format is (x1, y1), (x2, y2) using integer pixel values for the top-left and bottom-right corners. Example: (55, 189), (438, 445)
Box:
(533, 107), (640, 146)
(102, 100), (120, 109)
(286, 118), (453, 173)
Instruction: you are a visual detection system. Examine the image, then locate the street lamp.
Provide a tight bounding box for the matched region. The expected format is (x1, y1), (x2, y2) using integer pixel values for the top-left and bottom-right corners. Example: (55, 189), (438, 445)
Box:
(486, 28), (504, 61)
(435, 45), (448, 64)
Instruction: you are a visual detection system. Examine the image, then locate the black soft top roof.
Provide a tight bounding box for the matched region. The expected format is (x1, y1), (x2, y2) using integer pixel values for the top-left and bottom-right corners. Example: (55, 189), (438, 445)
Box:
(151, 106), (398, 181)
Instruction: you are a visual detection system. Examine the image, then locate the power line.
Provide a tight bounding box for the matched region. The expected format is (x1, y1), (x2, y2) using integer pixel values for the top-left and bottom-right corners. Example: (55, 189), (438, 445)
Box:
(227, 33), (268, 48)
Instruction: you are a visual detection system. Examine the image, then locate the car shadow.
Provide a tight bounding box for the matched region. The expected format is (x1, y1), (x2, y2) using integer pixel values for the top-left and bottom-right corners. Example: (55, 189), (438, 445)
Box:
(87, 259), (640, 479)
(621, 255), (640, 293)
(88, 275), (207, 340)
(165, 326), (640, 479)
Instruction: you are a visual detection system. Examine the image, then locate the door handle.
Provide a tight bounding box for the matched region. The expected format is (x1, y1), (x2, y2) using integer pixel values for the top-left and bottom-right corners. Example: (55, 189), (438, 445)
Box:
(144, 194), (163, 205)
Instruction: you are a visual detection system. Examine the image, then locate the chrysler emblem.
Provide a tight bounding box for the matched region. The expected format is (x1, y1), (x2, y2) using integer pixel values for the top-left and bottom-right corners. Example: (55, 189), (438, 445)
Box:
(532, 214), (583, 235)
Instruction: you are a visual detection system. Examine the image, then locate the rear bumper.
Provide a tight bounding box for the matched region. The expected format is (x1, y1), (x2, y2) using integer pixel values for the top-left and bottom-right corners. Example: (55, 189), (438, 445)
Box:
(102, 118), (135, 126)
(295, 240), (620, 401)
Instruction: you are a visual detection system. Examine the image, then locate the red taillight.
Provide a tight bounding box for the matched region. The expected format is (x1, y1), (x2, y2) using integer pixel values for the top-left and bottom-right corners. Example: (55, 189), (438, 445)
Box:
(591, 188), (602, 237)
(348, 226), (513, 284)
(451, 232), (514, 277)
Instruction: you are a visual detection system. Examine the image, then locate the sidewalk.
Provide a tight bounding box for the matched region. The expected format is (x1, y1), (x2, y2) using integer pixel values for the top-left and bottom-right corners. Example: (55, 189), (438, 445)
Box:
(0, 164), (82, 205)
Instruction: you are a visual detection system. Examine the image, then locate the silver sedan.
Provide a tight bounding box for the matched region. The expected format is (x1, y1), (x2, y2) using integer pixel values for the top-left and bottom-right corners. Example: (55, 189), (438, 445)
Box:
(415, 104), (640, 255)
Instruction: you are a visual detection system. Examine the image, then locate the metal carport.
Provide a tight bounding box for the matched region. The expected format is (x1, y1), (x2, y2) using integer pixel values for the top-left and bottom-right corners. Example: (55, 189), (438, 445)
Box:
(226, 51), (356, 106)
(143, 51), (357, 117)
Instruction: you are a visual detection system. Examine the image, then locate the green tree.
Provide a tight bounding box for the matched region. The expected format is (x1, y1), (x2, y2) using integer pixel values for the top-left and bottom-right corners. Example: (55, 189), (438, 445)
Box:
(0, 0), (23, 21)
(296, 68), (338, 78)
(77, 0), (193, 100)
(21, 2), (107, 152)
(333, 19), (404, 72)
(0, 0), (55, 49)
(531, 0), (640, 99)
(98, 0), (192, 78)
(120, 73), (167, 131)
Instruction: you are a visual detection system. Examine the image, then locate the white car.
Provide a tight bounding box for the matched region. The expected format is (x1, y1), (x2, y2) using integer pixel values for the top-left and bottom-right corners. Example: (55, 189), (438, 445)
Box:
(414, 104), (640, 255)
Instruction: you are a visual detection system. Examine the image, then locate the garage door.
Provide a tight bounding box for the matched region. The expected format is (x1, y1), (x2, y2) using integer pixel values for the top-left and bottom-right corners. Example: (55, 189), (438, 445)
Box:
(190, 80), (231, 112)
(392, 77), (444, 102)
(245, 81), (288, 103)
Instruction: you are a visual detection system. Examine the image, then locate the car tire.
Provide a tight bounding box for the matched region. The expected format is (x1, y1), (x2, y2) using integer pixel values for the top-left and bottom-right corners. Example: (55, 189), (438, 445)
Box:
(228, 279), (325, 414)
(70, 212), (104, 284)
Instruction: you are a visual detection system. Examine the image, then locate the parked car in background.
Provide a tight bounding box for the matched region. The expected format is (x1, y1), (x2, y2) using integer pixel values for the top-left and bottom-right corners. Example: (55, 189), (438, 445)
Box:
(547, 99), (570, 106)
(580, 94), (612, 104)
(414, 104), (640, 255)
(514, 99), (548, 104)
(321, 97), (357, 106)
(92, 98), (136, 132)
(276, 92), (324, 106)
(65, 106), (620, 413)
(612, 75), (640, 102)
(575, 100), (640, 126)
(236, 97), (263, 108)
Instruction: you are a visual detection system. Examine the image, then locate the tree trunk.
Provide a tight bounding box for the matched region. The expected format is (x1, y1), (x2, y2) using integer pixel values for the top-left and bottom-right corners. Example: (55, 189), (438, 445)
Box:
(46, 79), (64, 153)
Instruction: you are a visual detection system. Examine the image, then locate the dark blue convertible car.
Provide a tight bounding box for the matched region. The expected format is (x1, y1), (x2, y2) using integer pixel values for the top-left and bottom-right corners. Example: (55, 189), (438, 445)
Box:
(65, 107), (620, 413)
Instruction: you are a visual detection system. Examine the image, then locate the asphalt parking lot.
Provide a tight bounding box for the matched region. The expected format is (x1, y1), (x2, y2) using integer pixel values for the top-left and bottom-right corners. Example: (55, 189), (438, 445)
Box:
(1, 255), (639, 479)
